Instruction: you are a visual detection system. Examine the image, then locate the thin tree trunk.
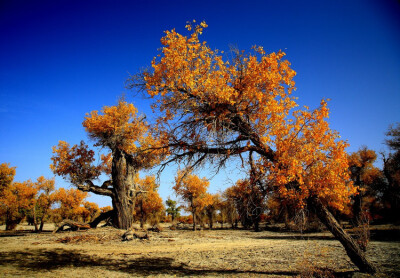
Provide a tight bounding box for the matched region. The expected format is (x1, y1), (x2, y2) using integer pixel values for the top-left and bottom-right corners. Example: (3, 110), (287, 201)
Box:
(192, 211), (196, 231)
(353, 191), (362, 227)
(33, 205), (39, 232)
(309, 197), (376, 274)
(208, 211), (213, 229)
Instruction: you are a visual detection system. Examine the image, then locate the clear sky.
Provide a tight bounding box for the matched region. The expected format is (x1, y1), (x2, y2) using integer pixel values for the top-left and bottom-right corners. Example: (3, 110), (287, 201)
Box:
(1, 0), (399, 207)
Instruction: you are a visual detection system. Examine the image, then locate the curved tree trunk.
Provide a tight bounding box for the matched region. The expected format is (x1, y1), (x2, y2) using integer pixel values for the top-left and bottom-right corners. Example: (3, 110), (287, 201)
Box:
(89, 209), (115, 228)
(111, 149), (137, 230)
(309, 197), (376, 274)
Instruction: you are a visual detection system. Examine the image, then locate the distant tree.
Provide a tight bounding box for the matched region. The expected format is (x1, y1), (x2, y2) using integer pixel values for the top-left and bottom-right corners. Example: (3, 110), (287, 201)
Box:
(82, 201), (100, 222)
(220, 189), (239, 228)
(348, 147), (383, 226)
(225, 179), (266, 231)
(195, 192), (213, 229)
(134, 175), (164, 228)
(204, 193), (221, 229)
(32, 176), (57, 231)
(165, 198), (181, 223)
(129, 21), (375, 272)
(51, 100), (167, 229)
(0, 163), (41, 231)
(0, 179), (37, 230)
(52, 188), (88, 222)
(0, 163), (16, 193)
(173, 171), (211, 231)
(381, 123), (400, 222)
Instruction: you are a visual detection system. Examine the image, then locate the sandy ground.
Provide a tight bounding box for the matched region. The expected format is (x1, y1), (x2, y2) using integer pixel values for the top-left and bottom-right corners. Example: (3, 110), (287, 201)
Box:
(0, 223), (399, 277)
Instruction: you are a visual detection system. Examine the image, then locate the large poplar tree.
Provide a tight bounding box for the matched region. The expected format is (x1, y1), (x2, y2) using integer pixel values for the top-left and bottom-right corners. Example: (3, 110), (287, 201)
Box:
(129, 21), (376, 273)
(51, 100), (166, 229)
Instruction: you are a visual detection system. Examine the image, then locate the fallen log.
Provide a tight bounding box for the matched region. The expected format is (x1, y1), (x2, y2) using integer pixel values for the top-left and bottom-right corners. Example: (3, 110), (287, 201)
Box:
(89, 210), (115, 228)
(122, 229), (149, 241)
(53, 220), (91, 233)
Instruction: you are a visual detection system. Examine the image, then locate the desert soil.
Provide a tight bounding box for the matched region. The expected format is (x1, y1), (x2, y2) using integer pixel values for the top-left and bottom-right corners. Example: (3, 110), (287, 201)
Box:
(0, 223), (399, 277)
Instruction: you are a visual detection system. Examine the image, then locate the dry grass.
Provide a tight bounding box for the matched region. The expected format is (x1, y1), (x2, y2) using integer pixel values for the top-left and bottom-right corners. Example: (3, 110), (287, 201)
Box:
(0, 223), (399, 277)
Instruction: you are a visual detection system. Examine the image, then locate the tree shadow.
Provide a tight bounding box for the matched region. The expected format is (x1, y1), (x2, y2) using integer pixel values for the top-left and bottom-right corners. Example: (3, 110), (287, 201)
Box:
(0, 248), (383, 277)
(255, 234), (336, 241)
(0, 248), (303, 276)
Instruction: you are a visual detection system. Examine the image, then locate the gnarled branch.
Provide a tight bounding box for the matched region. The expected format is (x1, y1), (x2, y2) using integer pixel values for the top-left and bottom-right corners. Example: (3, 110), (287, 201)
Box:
(76, 180), (114, 197)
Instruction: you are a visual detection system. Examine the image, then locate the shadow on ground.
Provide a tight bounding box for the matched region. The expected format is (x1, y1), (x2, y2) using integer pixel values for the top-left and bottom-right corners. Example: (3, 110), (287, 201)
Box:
(0, 248), (361, 277)
(255, 234), (336, 241)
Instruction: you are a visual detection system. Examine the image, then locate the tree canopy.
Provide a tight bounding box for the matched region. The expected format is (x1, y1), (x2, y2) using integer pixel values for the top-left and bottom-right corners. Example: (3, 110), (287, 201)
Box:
(130, 21), (355, 211)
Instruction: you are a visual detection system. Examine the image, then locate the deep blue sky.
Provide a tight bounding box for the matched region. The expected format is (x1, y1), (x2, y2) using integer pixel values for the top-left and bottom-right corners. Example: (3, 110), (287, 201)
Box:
(1, 0), (399, 207)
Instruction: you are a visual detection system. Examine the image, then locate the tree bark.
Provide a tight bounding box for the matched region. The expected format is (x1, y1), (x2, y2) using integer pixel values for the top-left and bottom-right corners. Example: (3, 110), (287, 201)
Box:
(39, 219), (45, 232)
(33, 205), (39, 232)
(192, 211), (197, 231)
(353, 191), (362, 227)
(89, 210), (115, 228)
(111, 148), (137, 230)
(309, 197), (376, 274)
(208, 210), (213, 229)
(53, 219), (91, 233)
(5, 219), (19, 231)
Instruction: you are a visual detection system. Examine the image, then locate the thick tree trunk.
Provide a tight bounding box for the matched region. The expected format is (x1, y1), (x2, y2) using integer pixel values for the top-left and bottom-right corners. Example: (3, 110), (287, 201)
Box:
(5, 219), (19, 231)
(309, 197), (376, 274)
(111, 149), (137, 230)
(39, 219), (45, 232)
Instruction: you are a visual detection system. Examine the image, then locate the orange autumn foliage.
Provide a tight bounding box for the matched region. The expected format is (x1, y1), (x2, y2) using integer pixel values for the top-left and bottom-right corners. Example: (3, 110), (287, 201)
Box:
(51, 100), (167, 195)
(0, 164), (56, 231)
(32, 176), (57, 231)
(50, 140), (103, 184)
(173, 171), (211, 213)
(0, 163), (16, 192)
(0, 180), (37, 230)
(348, 147), (379, 182)
(82, 99), (166, 169)
(50, 99), (168, 229)
(52, 188), (88, 221)
(134, 175), (165, 227)
(348, 147), (383, 222)
(135, 21), (355, 211)
(173, 170), (212, 230)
